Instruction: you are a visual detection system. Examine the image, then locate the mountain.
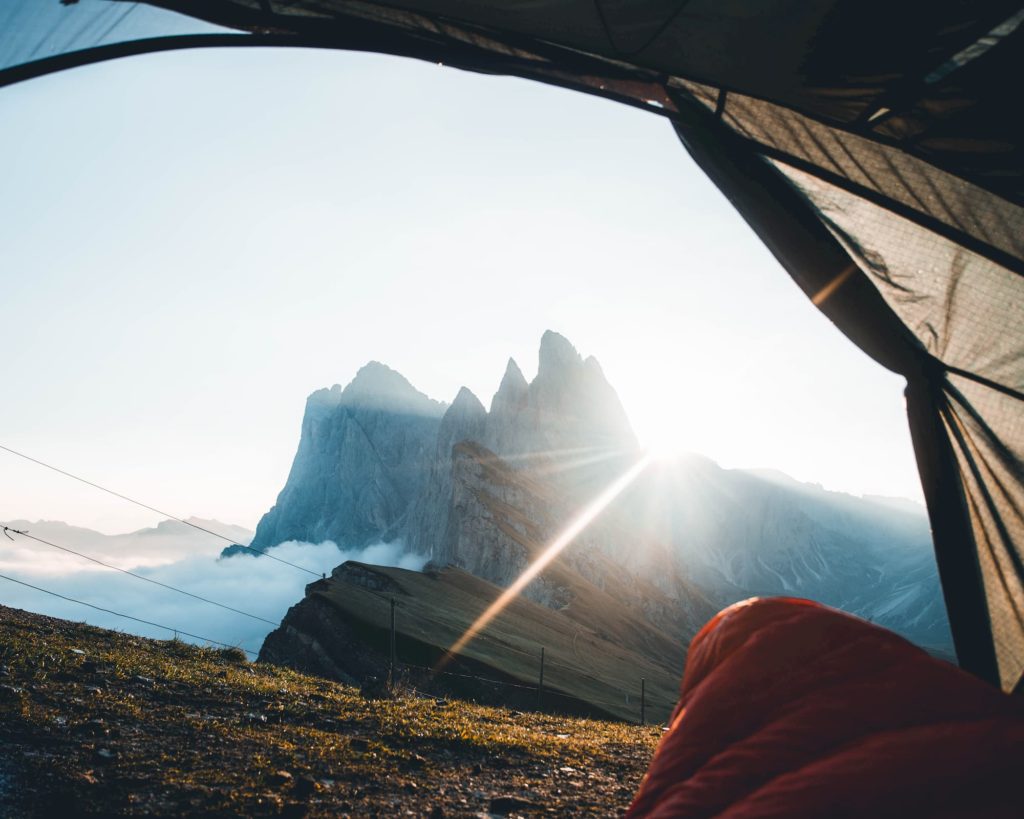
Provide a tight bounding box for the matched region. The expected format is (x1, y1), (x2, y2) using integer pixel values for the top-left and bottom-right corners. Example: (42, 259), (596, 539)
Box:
(620, 456), (950, 651)
(235, 362), (446, 555)
(482, 331), (637, 463)
(230, 330), (953, 687)
(2, 517), (254, 569)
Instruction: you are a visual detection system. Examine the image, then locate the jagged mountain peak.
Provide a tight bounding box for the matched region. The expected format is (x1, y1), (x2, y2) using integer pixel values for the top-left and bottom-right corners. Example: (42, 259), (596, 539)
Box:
(449, 386), (486, 417)
(502, 357), (527, 387)
(537, 330), (583, 377)
(340, 361), (444, 416)
(436, 387), (487, 456)
(490, 358), (529, 413)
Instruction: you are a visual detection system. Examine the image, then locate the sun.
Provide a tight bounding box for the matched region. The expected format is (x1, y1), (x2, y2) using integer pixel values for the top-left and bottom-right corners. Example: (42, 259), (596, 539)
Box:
(642, 427), (694, 462)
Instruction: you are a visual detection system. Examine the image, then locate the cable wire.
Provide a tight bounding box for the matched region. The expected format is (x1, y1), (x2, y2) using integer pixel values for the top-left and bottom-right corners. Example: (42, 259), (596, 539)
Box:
(0, 443), (319, 577)
(1, 525), (279, 627)
(0, 571), (258, 657)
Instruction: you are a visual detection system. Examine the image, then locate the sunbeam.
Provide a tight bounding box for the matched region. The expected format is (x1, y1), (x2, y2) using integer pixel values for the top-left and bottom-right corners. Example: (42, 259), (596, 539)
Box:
(436, 451), (654, 669)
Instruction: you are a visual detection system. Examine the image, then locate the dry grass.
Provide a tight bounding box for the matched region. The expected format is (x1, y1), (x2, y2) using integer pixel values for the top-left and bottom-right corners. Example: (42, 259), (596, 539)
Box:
(0, 605), (662, 817)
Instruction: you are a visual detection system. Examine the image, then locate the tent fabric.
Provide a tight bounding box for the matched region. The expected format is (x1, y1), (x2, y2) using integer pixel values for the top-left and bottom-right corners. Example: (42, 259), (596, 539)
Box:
(2, 1), (1022, 690)
(0, 1), (227, 74)
(626, 597), (1024, 817)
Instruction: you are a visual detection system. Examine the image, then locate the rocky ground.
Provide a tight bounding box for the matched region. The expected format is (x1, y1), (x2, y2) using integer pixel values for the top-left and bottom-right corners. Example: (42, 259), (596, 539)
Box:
(0, 605), (665, 817)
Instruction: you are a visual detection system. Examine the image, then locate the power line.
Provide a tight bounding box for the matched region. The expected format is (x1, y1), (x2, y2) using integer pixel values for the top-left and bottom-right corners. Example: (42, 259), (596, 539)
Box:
(1, 525), (279, 627)
(0, 443), (320, 577)
(0, 571), (258, 657)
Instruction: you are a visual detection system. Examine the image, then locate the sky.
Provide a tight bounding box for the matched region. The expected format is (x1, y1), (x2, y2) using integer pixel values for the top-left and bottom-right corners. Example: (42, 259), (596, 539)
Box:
(0, 45), (923, 536)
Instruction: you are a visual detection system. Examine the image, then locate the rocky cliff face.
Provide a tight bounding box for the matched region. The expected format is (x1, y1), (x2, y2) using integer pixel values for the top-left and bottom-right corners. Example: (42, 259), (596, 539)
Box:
(483, 331), (637, 466)
(430, 440), (714, 641)
(405, 331), (640, 562)
(239, 362), (445, 554)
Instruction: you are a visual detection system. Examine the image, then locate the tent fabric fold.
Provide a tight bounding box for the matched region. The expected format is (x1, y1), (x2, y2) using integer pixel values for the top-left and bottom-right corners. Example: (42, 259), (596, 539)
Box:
(2, 0), (1022, 690)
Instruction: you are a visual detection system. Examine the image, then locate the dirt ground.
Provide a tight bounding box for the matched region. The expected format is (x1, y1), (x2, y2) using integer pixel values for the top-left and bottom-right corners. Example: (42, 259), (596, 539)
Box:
(0, 605), (665, 817)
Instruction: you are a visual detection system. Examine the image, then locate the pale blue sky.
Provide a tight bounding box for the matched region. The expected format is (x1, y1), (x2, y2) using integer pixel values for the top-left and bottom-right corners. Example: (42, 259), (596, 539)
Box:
(0, 47), (921, 534)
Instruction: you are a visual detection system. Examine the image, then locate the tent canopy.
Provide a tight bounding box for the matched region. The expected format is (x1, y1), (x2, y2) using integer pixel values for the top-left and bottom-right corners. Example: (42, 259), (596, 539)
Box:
(4, 0), (1022, 691)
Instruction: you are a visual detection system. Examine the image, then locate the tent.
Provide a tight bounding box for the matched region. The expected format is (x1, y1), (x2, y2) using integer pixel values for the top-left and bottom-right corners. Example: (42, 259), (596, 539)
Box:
(3, 1), (1022, 692)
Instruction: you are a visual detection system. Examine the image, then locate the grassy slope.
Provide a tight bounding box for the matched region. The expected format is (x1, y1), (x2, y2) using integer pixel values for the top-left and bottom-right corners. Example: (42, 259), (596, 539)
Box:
(0, 605), (664, 817)
(306, 563), (683, 724)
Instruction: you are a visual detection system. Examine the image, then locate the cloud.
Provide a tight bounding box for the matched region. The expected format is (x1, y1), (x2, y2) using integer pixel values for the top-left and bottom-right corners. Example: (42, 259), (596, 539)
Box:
(0, 537), (427, 656)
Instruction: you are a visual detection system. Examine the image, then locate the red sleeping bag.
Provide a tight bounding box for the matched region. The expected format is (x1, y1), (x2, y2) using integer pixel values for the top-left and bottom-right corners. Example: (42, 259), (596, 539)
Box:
(627, 598), (1024, 818)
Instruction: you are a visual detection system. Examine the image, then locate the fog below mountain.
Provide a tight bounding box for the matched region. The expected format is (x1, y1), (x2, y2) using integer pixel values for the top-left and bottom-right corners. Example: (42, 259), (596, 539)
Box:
(0, 522), (426, 654)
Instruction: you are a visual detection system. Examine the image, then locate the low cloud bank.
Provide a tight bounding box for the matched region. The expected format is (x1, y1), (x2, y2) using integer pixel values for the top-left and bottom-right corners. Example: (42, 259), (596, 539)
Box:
(0, 537), (427, 656)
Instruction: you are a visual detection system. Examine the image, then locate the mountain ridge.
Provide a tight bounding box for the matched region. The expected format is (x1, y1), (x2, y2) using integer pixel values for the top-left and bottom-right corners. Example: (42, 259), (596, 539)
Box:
(227, 330), (952, 674)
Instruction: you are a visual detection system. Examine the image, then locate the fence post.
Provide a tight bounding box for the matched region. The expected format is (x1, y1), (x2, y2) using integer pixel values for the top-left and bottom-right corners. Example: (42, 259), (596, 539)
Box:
(640, 678), (646, 726)
(389, 597), (396, 684)
(537, 646), (545, 710)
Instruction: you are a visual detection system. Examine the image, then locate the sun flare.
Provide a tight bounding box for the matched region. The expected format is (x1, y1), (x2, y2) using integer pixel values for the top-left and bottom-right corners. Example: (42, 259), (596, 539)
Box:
(436, 451), (654, 669)
(643, 428), (694, 462)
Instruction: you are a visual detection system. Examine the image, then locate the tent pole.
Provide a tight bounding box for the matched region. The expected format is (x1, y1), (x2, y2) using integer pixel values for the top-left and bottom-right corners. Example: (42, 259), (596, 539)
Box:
(905, 375), (999, 683)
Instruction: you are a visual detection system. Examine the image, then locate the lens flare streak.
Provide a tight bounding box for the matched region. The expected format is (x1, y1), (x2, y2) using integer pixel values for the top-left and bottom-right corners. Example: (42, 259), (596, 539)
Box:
(438, 452), (654, 667)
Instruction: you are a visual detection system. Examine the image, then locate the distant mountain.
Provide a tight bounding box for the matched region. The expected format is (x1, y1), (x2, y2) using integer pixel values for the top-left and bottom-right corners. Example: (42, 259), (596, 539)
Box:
(2, 517), (254, 569)
(231, 330), (953, 679)
(621, 457), (950, 651)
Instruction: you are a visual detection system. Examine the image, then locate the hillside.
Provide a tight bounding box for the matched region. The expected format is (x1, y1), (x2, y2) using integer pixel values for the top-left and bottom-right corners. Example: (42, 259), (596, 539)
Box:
(0, 605), (662, 817)
(263, 559), (685, 725)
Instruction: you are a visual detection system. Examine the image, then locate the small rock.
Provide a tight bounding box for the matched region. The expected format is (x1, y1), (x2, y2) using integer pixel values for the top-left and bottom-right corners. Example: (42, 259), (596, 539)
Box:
(269, 770), (293, 787)
(95, 748), (117, 763)
(70, 648), (86, 656)
(349, 738), (369, 752)
(428, 807), (445, 819)
(471, 763), (483, 775)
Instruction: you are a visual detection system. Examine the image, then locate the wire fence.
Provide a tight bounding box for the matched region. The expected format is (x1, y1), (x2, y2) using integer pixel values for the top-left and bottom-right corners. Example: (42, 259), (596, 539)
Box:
(2, 525), (278, 626)
(1, 443), (681, 724)
(0, 571), (260, 657)
(0, 443), (320, 577)
(397, 658), (676, 720)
